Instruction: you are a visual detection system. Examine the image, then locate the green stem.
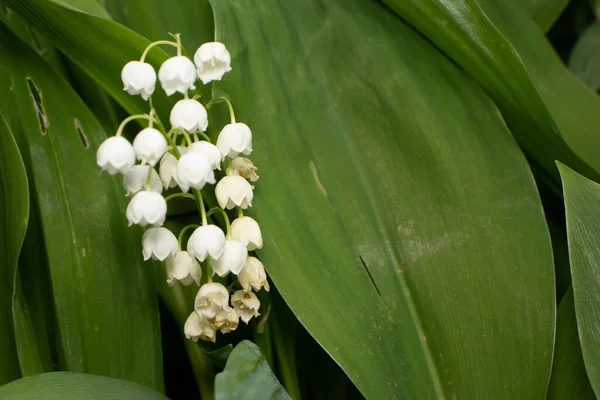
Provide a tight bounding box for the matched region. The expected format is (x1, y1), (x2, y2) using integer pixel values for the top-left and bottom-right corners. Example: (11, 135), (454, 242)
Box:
(193, 189), (208, 225)
(116, 114), (155, 136)
(207, 97), (236, 123)
(165, 192), (196, 202)
(145, 165), (153, 190)
(237, 207), (244, 218)
(177, 224), (200, 248)
(140, 40), (178, 62)
(206, 207), (231, 237)
(168, 128), (212, 143)
(206, 259), (213, 282)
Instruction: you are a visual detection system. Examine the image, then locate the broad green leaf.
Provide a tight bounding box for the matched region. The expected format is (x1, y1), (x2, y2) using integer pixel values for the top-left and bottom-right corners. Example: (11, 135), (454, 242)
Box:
(215, 341), (290, 400)
(211, 0), (555, 398)
(0, 372), (168, 400)
(0, 111), (28, 384)
(379, 0), (599, 190)
(0, 26), (163, 390)
(569, 22), (600, 92)
(547, 288), (595, 400)
(558, 163), (600, 397)
(517, 0), (570, 32)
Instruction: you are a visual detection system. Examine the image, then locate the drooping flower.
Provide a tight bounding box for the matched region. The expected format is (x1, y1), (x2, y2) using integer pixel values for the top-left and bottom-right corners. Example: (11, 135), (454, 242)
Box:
(190, 141), (222, 170)
(238, 256), (270, 292)
(194, 42), (232, 84)
(176, 152), (215, 192)
(230, 216), (263, 250)
(96, 136), (135, 175)
(158, 56), (197, 96)
(126, 191), (167, 227)
(166, 251), (202, 286)
(170, 99), (208, 133)
(216, 123), (252, 158)
(231, 157), (259, 182)
(159, 146), (187, 189)
(215, 175), (253, 209)
(187, 225), (226, 262)
(184, 312), (217, 342)
(210, 240), (248, 277)
(123, 165), (162, 196)
(213, 309), (239, 334)
(121, 61), (156, 100)
(142, 227), (178, 261)
(132, 128), (168, 166)
(194, 282), (232, 318)
(231, 290), (260, 324)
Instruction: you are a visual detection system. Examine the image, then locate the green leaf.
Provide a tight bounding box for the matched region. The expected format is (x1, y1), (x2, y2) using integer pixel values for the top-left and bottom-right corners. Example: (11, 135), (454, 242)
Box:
(379, 0), (599, 190)
(0, 372), (168, 400)
(547, 288), (595, 400)
(0, 26), (163, 390)
(0, 111), (28, 384)
(210, 0), (555, 398)
(558, 162), (600, 397)
(569, 22), (600, 92)
(215, 341), (290, 400)
(516, 0), (570, 32)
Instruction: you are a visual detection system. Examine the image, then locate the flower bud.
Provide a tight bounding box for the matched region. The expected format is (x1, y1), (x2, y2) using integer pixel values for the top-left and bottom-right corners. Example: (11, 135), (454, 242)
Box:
(216, 123), (252, 158)
(121, 61), (156, 100)
(194, 282), (231, 318)
(123, 165), (162, 196)
(184, 312), (216, 342)
(231, 157), (259, 182)
(231, 290), (260, 324)
(194, 42), (232, 84)
(170, 99), (208, 133)
(190, 141), (222, 170)
(176, 152), (215, 192)
(126, 191), (167, 227)
(96, 136), (135, 175)
(215, 175), (253, 209)
(158, 56), (197, 96)
(238, 256), (269, 292)
(187, 225), (226, 262)
(210, 240), (248, 277)
(166, 251), (202, 286)
(142, 227), (178, 261)
(230, 216), (263, 250)
(132, 128), (168, 166)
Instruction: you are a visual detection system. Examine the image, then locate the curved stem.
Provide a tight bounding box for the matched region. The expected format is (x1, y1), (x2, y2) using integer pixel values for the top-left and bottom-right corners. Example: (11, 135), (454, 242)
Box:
(140, 40), (178, 62)
(182, 131), (193, 146)
(206, 207), (231, 237)
(165, 192), (196, 202)
(178, 224), (200, 248)
(237, 207), (244, 218)
(116, 114), (155, 136)
(193, 189), (208, 225)
(207, 97), (236, 123)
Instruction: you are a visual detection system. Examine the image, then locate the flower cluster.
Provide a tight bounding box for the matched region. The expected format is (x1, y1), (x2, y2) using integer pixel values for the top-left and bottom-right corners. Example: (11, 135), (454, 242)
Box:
(96, 34), (269, 343)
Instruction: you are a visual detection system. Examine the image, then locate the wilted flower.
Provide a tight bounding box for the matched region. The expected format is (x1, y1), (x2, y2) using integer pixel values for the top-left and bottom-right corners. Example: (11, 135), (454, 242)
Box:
(187, 225), (226, 262)
(231, 290), (260, 324)
(238, 256), (269, 292)
(190, 141), (222, 170)
(210, 240), (248, 277)
(213, 309), (239, 334)
(176, 152), (215, 192)
(123, 165), (162, 195)
(194, 282), (232, 318)
(216, 123), (252, 158)
(231, 157), (259, 181)
(170, 99), (208, 133)
(194, 42), (232, 84)
(215, 175), (253, 209)
(121, 61), (156, 100)
(132, 128), (168, 166)
(166, 251), (202, 286)
(230, 216), (263, 250)
(184, 312), (217, 342)
(126, 190), (167, 227)
(158, 56), (197, 96)
(142, 227), (178, 261)
(97, 136), (135, 175)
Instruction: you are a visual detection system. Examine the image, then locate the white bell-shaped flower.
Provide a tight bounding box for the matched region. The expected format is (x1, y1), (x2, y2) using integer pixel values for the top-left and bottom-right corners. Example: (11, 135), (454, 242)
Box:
(190, 141), (222, 170)
(121, 61), (156, 100)
(194, 282), (232, 318)
(166, 251), (202, 286)
(97, 136), (135, 175)
(216, 123), (252, 158)
(123, 165), (162, 196)
(159, 146), (187, 189)
(213, 309), (239, 334)
(158, 56), (197, 96)
(215, 175), (253, 209)
(231, 290), (260, 324)
(176, 152), (215, 192)
(230, 216), (263, 250)
(184, 312), (216, 342)
(210, 240), (248, 277)
(187, 224), (226, 262)
(126, 191), (167, 227)
(239, 256), (270, 292)
(170, 99), (208, 133)
(142, 227), (178, 261)
(194, 42), (232, 84)
(132, 128), (168, 166)
(231, 157), (259, 182)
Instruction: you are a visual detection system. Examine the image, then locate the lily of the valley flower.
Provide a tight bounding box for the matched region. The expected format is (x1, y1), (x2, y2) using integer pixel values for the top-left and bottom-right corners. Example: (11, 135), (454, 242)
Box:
(213, 309), (239, 334)
(166, 251), (202, 286)
(231, 157), (259, 182)
(132, 128), (168, 166)
(194, 42), (232, 84)
(210, 240), (248, 277)
(176, 152), (215, 192)
(184, 312), (217, 343)
(238, 256), (270, 292)
(230, 216), (263, 250)
(158, 56), (197, 96)
(231, 290), (260, 324)
(126, 190), (167, 227)
(142, 227), (178, 261)
(121, 61), (156, 100)
(187, 225), (226, 262)
(123, 165), (162, 196)
(170, 99), (208, 133)
(97, 136), (136, 175)
(190, 141), (222, 170)
(194, 282), (232, 318)
(159, 146), (187, 189)
(215, 175), (253, 209)
(216, 123), (252, 158)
